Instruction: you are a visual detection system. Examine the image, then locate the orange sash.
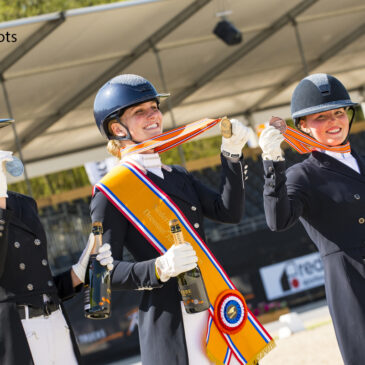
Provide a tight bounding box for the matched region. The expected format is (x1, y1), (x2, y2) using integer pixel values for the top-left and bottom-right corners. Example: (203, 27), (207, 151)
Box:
(96, 163), (275, 365)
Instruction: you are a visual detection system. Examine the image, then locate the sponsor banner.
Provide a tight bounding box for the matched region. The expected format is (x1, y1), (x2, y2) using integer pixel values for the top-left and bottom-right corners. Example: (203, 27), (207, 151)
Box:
(259, 252), (324, 300)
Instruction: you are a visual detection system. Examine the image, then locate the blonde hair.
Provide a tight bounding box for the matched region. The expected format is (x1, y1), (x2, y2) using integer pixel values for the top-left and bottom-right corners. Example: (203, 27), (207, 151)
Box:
(107, 139), (124, 159)
(106, 119), (126, 159)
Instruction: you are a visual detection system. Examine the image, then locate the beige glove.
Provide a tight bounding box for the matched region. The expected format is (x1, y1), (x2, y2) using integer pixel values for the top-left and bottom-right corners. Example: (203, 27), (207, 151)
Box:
(72, 234), (114, 283)
(0, 151), (13, 198)
(155, 243), (198, 282)
(259, 125), (285, 161)
(221, 119), (250, 158)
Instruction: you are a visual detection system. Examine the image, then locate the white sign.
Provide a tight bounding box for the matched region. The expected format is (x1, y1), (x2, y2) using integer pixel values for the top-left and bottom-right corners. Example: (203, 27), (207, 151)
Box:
(259, 252), (324, 300)
(84, 157), (118, 185)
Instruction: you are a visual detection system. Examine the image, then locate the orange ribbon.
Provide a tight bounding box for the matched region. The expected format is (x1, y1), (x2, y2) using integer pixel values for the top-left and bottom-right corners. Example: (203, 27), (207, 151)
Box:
(120, 118), (221, 158)
(283, 126), (351, 154)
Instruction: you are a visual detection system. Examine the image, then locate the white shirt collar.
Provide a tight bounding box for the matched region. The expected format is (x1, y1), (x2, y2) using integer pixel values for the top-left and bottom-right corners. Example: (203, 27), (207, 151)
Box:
(324, 150), (360, 173)
(121, 153), (171, 178)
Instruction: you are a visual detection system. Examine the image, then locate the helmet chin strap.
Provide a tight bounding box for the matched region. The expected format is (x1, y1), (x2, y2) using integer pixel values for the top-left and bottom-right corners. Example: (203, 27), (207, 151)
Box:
(109, 115), (140, 144)
(108, 99), (161, 144)
(342, 106), (355, 145)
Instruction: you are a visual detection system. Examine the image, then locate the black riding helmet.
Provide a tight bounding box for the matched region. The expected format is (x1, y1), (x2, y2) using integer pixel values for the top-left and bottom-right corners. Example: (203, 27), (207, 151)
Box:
(291, 73), (358, 143)
(93, 74), (169, 141)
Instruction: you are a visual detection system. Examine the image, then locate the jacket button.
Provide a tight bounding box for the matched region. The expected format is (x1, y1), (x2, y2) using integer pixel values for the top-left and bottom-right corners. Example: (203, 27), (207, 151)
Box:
(14, 242), (20, 248)
(0, 232), (3, 237)
(47, 281), (53, 287)
(27, 284), (33, 291)
(0, 225), (4, 231)
(34, 239), (41, 246)
(0, 219), (5, 224)
(359, 218), (365, 224)
(19, 263), (26, 270)
(42, 259), (48, 266)
(268, 166), (274, 173)
(194, 223), (200, 229)
(354, 194), (360, 200)
(191, 206), (197, 211)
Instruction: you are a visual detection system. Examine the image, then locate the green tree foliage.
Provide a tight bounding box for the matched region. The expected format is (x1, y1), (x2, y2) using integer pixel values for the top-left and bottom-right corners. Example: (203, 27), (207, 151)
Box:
(8, 166), (91, 199)
(0, 0), (124, 22)
(161, 135), (222, 166)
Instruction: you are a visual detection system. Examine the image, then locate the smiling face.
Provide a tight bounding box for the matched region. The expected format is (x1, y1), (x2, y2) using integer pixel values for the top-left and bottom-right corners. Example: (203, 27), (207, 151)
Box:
(110, 100), (163, 144)
(299, 108), (349, 146)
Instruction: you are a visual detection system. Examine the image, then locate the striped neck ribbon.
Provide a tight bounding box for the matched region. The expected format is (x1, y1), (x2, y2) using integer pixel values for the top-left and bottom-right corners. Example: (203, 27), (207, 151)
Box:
(283, 125), (351, 154)
(120, 118), (221, 158)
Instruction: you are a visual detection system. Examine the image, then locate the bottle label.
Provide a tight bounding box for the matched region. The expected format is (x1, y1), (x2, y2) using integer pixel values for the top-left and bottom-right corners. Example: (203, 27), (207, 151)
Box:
(84, 287), (91, 310)
(179, 282), (207, 308)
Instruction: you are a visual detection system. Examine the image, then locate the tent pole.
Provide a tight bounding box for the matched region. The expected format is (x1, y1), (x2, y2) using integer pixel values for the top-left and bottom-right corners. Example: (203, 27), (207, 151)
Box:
(152, 44), (186, 167)
(291, 17), (309, 76)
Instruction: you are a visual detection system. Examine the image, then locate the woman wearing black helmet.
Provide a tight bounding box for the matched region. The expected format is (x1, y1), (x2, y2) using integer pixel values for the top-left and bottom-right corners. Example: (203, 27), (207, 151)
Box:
(91, 74), (250, 364)
(0, 118), (114, 364)
(258, 73), (365, 365)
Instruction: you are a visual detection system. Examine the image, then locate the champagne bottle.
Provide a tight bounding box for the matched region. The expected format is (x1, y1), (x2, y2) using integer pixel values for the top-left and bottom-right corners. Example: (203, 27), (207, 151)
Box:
(84, 222), (111, 319)
(169, 219), (210, 313)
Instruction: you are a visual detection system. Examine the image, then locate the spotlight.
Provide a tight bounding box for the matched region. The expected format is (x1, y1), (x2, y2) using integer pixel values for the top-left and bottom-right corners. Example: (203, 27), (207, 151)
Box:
(213, 19), (242, 46)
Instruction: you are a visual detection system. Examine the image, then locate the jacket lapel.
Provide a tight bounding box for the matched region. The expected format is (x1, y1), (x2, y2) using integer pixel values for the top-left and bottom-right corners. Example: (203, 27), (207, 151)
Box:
(9, 215), (37, 236)
(147, 168), (198, 206)
(6, 193), (37, 235)
(311, 150), (365, 183)
(352, 150), (365, 176)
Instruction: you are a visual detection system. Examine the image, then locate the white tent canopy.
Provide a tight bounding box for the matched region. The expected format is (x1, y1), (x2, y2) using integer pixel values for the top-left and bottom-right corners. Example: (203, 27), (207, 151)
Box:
(1, 0), (365, 180)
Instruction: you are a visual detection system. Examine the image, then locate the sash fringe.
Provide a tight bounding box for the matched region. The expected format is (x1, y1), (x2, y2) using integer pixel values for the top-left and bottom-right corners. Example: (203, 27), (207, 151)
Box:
(246, 341), (277, 365)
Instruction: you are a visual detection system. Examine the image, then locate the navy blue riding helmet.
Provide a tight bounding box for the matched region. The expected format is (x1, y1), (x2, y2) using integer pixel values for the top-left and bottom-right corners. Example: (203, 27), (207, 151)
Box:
(93, 74), (169, 141)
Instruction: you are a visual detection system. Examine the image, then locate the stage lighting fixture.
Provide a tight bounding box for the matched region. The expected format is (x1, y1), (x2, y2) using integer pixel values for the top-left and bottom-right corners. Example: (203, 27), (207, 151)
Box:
(213, 19), (242, 46)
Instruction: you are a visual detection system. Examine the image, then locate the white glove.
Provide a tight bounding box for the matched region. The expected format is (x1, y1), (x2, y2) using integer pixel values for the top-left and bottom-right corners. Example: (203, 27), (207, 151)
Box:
(259, 125), (285, 161)
(0, 151), (13, 198)
(96, 244), (114, 271)
(221, 119), (250, 158)
(72, 234), (114, 282)
(155, 243), (198, 282)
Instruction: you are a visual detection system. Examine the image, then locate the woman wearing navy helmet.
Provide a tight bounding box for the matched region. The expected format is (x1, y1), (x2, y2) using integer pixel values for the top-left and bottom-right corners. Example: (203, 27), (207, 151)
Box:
(0, 118), (113, 364)
(258, 73), (365, 365)
(91, 74), (250, 364)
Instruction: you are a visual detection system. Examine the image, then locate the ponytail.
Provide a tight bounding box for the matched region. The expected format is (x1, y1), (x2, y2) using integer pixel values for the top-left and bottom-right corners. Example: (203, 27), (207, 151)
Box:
(107, 139), (123, 159)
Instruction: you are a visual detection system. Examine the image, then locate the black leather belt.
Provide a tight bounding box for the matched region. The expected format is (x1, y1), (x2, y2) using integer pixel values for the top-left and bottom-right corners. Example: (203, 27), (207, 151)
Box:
(17, 303), (59, 319)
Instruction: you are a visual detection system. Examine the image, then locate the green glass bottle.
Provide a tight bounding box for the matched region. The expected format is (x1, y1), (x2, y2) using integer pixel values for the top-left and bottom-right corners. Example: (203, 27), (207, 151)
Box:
(169, 219), (210, 313)
(84, 222), (111, 319)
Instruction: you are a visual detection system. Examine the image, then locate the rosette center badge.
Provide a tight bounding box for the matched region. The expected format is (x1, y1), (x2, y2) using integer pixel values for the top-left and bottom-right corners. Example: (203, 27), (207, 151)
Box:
(214, 289), (248, 334)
